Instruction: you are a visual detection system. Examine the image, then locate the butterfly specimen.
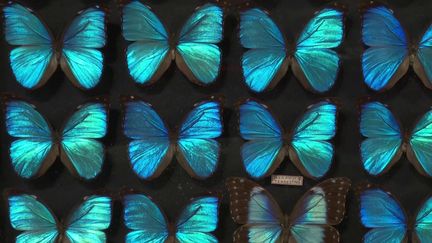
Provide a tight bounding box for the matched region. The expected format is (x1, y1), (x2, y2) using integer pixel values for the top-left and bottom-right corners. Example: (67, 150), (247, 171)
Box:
(3, 3), (106, 90)
(362, 5), (432, 91)
(123, 96), (223, 180)
(123, 193), (219, 242)
(7, 192), (112, 243)
(121, 1), (223, 86)
(360, 101), (432, 177)
(239, 7), (344, 93)
(358, 183), (432, 242)
(4, 98), (108, 179)
(239, 99), (338, 179)
(226, 177), (351, 243)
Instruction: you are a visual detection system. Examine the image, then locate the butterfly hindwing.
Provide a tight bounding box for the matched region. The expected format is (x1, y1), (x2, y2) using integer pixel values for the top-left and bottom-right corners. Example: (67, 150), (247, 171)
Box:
(64, 195), (112, 243)
(239, 100), (284, 179)
(60, 7), (106, 90)
(289, 178), (351, 243)
(407, 109), (432, 177)
(362, 6), (409, 91)
(414, 25), (432, 89)
(226, 177), (284, 243)
(8, 194), (59, 243)
(359, 187), (407, 243)
(122, 1), (171, 85)
(3, 3), (56, 89)
(360, 102), (403, 176)
(239, 8), (287, 92)
(175, 196), (220, 243)
(177, 100), (222, 179)
(292, 8), (343, 93)
(176, 4), (223, 85)
(289, 101), (337, 179)
(123, 99), (173, 179)
(123, 194), (169, 243)
(60, 102), (108, 180)
(5, 100), (57, 179)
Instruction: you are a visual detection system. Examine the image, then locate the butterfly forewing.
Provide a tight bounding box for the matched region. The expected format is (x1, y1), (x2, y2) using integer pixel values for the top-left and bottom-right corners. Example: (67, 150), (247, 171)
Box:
(413, 197), (432, 243)
(413, 24), (432, 89)
(226, 177), (284, 243)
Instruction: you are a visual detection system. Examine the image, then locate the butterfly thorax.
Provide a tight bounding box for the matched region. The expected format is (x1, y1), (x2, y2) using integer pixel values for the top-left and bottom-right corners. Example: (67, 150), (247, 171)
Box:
(280, 214), (293, 242)
(168, 34), (179, 60)
(166, 224), (177, 243)
(55, 224), (68, 243)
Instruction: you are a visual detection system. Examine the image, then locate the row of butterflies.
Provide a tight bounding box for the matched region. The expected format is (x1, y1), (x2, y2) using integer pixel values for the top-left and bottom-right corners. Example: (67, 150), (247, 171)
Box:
(5, 178), (432, 242)
(2, 1), (432, 92)
(4, 95), (432, 180)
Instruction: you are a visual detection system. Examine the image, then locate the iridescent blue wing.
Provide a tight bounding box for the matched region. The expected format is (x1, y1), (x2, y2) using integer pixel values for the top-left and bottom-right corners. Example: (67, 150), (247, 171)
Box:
(3, 3), (56, 89)
(64, 195), (112, 243)
(239, 100), (284, 179)
(123, 99), (173, 180)
(289, 178), (351, 243)
(414, 197), (432, 242)
(60, 7), (106, 90)
(60, 102), (108, 179)
(360, 102), (403, 176)
(289, 101), (337, 179)
(362, 6), (409, 91)
(175, 196), (219, 242)
(5, 100), (57, 179)
(176, 4), (223, 85)
(177, 100), (222, 179)
(226, 177), (283, 243)
(414, 25), (432, 89)
(8, 194), (59, 243)
(123, 194), (169, 243)
(407, 109), (432, 177)
(239, 8), (287, 92)
(122, 1), (171, 85)
(293, 8), (343, 93)
(359, 187), (407, 243)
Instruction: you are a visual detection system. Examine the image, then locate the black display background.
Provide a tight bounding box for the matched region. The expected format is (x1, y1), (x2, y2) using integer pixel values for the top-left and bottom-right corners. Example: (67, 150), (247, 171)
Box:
(1, 0), (432, 242)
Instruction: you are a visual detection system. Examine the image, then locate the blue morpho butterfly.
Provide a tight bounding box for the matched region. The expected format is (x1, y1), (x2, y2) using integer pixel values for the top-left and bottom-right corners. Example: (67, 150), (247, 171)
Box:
(123, 193), (220, 242)
(239, 7), (344, 93)
(122, 96), (223, 180)
(4, 97), (108, 179)
(7, 192), (112, 243)
(360, 101), (432, 177)
(226, 177), (351, 243)
(239, 99), (338, 180)
(3, 3), (106, 90)
(121, 1), (223, 86)
(358, 183), (432, 243)
(362, 4), (432, 91)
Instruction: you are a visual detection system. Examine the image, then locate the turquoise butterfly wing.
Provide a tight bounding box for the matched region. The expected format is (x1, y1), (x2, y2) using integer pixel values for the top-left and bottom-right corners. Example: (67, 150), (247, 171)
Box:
(362, 6), (409, 91)
(60, 102), (108, 179)
(60, 7), (106, 89)
(8, 194), (59, 243)
(289, 101), (337, 179)
(122, 1), (170, 85)
(226, 177), (350, 243)
(124, 194), (169, 242)
(64, 195), (112, 243)
(3, 3), (56, 89)
(360, 102), (403, 176)
(415, 25), (432, 88)
(123, 99), (172, 180)
(239, 100), (284, 179)
(175, 196), (220, 242)
(414, 197), (432, 242)
(293, 8), (344, 93)
(175, 3), (223, 85)
(359, 187), (407, 243)
(8, 194), (112, 243)
(124, 194), (219, 242)
(176, 100), (222, 179)
(407, 108), (432, 177)
(239, 8), (287, 92)
(5, 100), (56, 179)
